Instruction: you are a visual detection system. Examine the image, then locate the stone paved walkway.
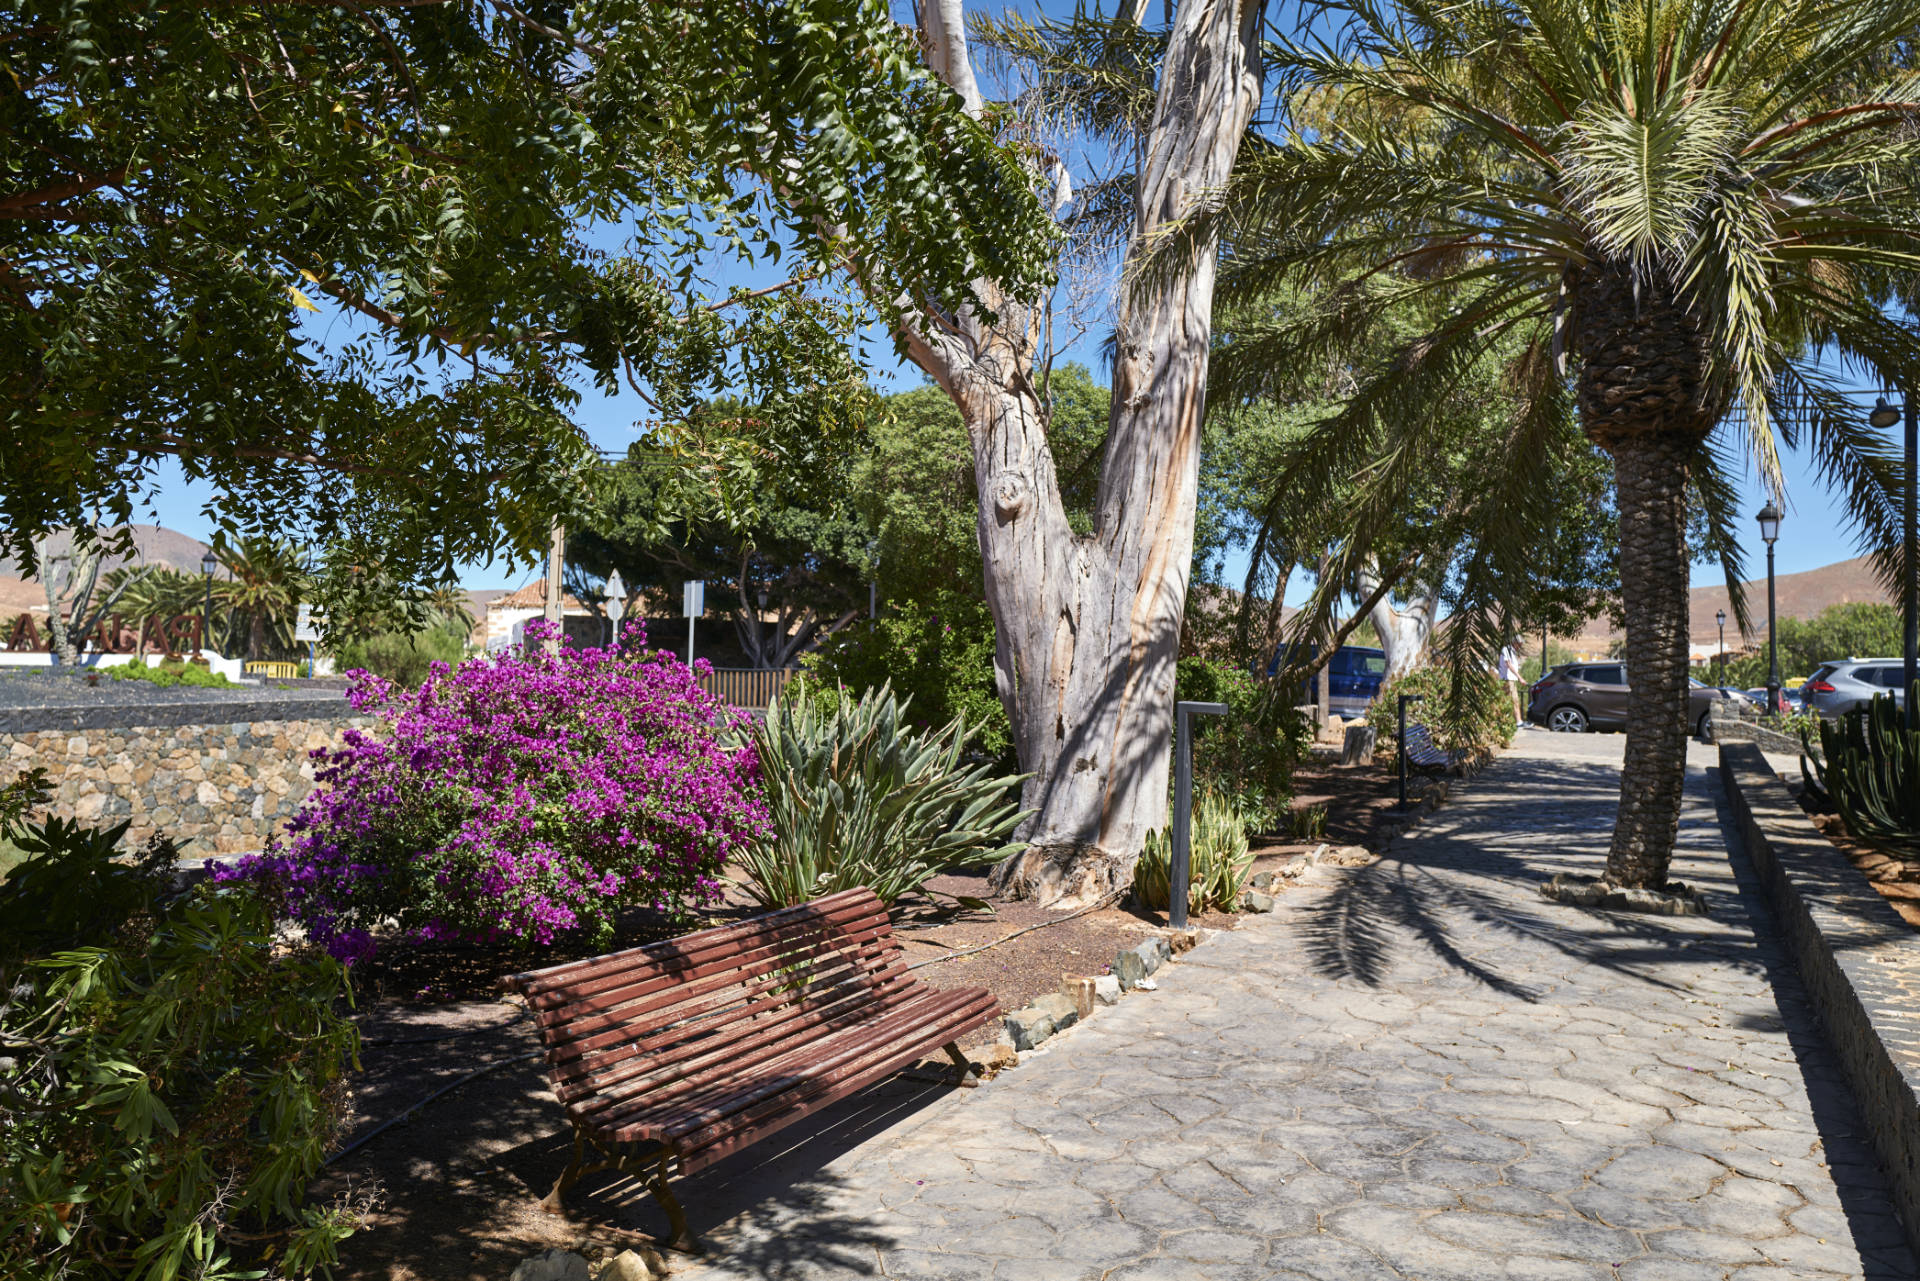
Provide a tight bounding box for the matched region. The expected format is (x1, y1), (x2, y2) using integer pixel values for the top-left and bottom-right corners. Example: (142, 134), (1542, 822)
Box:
(668, 732), (1917, 1280)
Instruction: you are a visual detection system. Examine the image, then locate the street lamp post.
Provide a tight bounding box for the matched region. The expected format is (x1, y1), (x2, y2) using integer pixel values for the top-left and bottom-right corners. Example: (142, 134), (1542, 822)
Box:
(1870, 393), (1918, 713)
(1757, 503), (1783, 717)
(757, 584), (771, 666)
(199, 549), (218, 659)
(1716, 608), (1727, 686)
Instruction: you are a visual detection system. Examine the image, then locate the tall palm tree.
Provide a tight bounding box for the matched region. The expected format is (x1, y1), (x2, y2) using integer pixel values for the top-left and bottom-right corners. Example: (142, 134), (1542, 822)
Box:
(1208, 0), (1920, 887)
(215, 538), (304, 660)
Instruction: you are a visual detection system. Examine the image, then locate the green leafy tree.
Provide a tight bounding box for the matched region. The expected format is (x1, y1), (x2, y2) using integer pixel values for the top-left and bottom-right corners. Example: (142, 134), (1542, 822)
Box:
(1210, 0), (1920, 889)
(570, 400), (874, 669)
(1709, 602), (1906, 688)
(4, 0), (1057, 602)
(1210, 294), (1622, 683)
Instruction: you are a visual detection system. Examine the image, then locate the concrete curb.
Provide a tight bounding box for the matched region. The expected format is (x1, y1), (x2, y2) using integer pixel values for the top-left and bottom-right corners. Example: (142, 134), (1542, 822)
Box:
(1719, 740), (1920, 1259)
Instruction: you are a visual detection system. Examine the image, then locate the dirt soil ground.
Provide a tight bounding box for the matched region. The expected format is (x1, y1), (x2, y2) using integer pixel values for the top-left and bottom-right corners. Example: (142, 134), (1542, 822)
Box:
(313, 760), (1415, 1280)
(1795, 795), (1920, 930)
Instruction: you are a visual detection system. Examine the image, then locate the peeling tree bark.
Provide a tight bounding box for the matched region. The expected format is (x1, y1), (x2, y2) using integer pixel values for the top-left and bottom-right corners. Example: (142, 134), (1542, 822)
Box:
(894, 0), (1262, 906)
(1358, 561), (1439, 679)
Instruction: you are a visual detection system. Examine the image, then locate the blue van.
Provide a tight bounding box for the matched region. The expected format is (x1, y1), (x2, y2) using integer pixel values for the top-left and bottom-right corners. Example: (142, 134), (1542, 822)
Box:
(1266, 644), (1389, 718)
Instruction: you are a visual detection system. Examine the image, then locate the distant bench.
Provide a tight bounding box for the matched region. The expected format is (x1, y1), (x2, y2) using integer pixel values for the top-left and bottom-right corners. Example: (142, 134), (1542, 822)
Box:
(1403, 723), (1466, 772)
(505, 888), (999, 1251)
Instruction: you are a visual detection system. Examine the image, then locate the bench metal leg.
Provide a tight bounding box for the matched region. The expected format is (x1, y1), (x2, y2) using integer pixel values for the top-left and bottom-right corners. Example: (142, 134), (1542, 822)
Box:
(942, 1041), (977, 1087)
(540, 1127), (702, 1254)
(647, 1148), (701, 1255)
(540, 1126), (592, 1215)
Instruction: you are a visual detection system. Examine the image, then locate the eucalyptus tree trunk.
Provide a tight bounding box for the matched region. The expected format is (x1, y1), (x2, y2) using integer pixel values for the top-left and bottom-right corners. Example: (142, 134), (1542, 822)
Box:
(903, 0), (1262, 905)
(1576, 261), (1719, 890)
(1359, 562), (1438, 678)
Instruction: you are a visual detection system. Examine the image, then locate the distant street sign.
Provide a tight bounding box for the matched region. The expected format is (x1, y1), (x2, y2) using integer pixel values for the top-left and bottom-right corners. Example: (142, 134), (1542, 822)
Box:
(682, 581), (705, 667)
(294, 603), (320, 643)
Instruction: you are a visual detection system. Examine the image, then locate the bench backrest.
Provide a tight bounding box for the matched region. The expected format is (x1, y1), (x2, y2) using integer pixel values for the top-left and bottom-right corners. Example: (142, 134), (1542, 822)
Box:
(1403, 723), (1450, 764)
(505, 888), (907, 1110)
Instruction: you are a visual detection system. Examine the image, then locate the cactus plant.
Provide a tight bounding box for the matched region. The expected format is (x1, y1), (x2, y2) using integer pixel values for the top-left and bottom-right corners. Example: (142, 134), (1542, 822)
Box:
(1804, 683), (1920, 854)
(1132, 790), (1255, 914)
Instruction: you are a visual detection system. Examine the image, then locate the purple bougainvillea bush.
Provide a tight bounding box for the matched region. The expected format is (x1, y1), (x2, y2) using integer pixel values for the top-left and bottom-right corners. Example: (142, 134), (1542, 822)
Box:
(218, 620), (767, 961)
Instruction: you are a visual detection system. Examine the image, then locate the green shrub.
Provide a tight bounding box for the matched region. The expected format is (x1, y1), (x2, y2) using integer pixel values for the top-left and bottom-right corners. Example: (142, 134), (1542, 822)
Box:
(1806, 686), (1920, 854)
(1289, 803), (1328, 840)
(0, 800), (362, 1280)
(740, 680), (1028, 907)
(1131, 790), (1254, 914)
(798, 597), (1012, 766)
(329, 620), (466, 688)
(1173, 656), (1309, 832)
(1365, 665), (1517, 761)
(105, 660), (238, 689)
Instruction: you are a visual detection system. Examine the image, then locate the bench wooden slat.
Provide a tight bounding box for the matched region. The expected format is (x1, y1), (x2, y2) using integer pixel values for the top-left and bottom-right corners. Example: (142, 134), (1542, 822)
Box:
(535, 918), (898, 1059)
(518, 901), (889, 1014)
(548, 952), (914, 1103)
(568, 973), (934, 1120)
(658, 988), (1000, 1165)
(506, 886), (1001, 1247)
(614, 985), (995, 1151)
(511, 890), (880, 999)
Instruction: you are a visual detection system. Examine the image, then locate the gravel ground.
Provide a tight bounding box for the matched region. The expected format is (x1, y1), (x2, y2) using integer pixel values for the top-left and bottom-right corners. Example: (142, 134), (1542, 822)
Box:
(0, 668), (348, 709)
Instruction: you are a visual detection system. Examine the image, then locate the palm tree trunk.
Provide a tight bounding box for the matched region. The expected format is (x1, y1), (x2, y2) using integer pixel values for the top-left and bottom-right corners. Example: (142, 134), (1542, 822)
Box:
(1575, 259), (1718, 890)
(1604, 435), (1694, 886)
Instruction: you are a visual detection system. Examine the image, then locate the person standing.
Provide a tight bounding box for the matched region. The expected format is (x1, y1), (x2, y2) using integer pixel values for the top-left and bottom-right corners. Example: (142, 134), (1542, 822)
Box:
(1497, 643), (1523, 725)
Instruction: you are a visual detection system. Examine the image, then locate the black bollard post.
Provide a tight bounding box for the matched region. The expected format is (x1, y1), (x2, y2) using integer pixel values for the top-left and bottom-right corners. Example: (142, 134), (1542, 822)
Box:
(1171, 699), (1228, 930)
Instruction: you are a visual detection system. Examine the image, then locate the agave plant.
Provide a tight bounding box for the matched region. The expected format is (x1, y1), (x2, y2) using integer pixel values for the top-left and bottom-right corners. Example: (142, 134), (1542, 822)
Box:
(1805, 687), (1920, 856)
(1131, 790), (1255, 915)
(739, 681), (1029, 908)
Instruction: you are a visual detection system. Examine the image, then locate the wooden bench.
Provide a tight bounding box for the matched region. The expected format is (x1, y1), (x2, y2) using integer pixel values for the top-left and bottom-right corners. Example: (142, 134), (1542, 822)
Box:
(504, 887), (999, 1251)
(1402, 723), (1463, 773)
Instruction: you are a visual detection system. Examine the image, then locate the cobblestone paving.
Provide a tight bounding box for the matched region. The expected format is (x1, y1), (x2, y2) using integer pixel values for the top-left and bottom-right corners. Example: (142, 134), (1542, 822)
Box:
(674, 733), (1917, 1280)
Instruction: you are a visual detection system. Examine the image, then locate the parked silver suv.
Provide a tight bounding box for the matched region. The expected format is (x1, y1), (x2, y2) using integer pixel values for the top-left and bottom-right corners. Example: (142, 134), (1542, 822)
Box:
(1801, 659), (1912, 718)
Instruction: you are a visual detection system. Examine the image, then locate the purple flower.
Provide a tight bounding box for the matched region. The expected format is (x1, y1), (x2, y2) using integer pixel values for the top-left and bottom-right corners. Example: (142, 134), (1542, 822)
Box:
(217, 619), (769, 957)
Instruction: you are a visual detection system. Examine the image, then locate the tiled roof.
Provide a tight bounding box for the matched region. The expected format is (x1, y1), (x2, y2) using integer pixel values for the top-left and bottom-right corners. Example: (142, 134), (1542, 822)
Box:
(491, 581), (587, 612)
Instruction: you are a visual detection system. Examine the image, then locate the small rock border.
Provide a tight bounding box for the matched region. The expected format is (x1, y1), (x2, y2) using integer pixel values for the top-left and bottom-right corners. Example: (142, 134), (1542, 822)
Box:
(997, 929), (1197, 1053)
(1538, 870), (1709, 916)
(510, 1245), (666, 1281)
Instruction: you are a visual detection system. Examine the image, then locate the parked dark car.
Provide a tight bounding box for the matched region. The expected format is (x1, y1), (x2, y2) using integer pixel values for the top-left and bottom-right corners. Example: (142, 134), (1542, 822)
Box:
(1267, 644), (1389, 719)
(1527, 663), (1739, 736)
(1801, 659), (1911, 718)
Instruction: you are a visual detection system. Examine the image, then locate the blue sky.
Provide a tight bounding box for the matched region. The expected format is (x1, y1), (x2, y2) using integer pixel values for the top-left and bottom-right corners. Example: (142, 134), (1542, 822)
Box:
(124, 0), (1899, 605)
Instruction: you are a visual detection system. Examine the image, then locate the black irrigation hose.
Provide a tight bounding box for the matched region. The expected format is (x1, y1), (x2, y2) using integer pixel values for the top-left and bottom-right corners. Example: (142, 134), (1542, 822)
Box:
(901, 887), (1128, 972)
(324, 1048), (544, 1166)
(357, 1008), (529, 1047)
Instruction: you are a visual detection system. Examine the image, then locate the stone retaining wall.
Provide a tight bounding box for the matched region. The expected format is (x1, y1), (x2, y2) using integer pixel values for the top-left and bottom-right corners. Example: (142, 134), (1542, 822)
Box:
(1709, 701), (1813, 756)
(1719, 741), (1920, 1256)
(4, 717), (371, 856)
